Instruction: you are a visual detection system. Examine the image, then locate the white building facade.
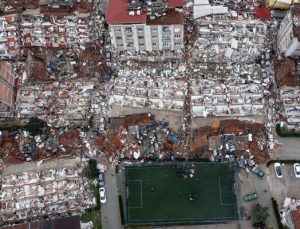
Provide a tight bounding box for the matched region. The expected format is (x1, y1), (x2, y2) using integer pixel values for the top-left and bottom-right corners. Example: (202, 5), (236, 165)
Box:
(109, 23), (184, 52)
(277, 4), (300, 56)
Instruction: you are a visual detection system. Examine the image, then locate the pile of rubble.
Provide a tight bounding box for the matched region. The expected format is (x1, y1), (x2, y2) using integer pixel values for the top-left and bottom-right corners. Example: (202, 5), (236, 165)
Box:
(191, 120), (269, 164)
(280, 197), (300, 229)
(0, 14), (20, 59)
(21, 12), (90, 49)
(108, 64), (187, 111)
(280, 87), (300, 126)
(0, 127), (87, 164)
(190, 72), (266, 117)
(191, 20), (268, 62)
(104, 114), (184, 161)
(0, 158), (95, 224)
(16, 80), (107, 126)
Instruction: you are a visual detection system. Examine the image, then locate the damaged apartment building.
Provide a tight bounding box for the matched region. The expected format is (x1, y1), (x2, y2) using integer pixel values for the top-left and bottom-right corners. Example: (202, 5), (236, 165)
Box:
(0, 14), (20, 59)
(277, 4), (300, 130)
(0, 61), (16, 117)
(108, 65), (187, 111)
(106, 0), (184, 55)
(277, 3), (300, 57)
(189, 0), (272, 119)
(16, 80), (107, 127)
(0, 159), (95, 224)
(280, 87), (300, 130)
(21, 9), (90, 49)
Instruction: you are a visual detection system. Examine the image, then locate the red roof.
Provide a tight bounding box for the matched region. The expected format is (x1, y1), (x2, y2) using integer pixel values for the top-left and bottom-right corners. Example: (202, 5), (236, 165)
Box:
(168, 0), (183, 8)
(106, 0), (147, 24)
(254, 7), (271, 20)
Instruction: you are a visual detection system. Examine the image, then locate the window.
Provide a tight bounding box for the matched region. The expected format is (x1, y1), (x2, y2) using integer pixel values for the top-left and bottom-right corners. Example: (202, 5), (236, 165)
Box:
(162, 26), (170, 32)
(116, 36), (122, 40)
(151, 27), (158, 32)
(175, 34), (181, 38)
(127, 42), (134, 46)
(127, 34), (132, 38)
(163, 42), (169, 47)
(175, 42), (181, 46)
(125, 27), (132, 32)
(138, 36), (144, 39)
(152, 35), (157, 39)
(114, 27), (121, 32)
(152, 43), (157, 46)
(137, 27), (143, 32)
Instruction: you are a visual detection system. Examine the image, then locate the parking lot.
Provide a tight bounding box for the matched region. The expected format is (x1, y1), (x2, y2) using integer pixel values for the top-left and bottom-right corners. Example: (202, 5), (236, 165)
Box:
(267, 163), (300, 205)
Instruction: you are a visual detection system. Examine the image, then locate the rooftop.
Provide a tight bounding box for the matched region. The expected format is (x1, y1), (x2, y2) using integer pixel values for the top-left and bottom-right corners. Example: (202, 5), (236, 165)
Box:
(106, 0), (183, 25)
(168, 0), (183, 8)
(147, 9), (184, 25)
(105, 0), (147, 24)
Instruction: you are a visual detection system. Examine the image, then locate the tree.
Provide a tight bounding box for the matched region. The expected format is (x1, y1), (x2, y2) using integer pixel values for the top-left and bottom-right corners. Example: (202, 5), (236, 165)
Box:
(252, 203), (270, 226)
(83, 159), (98, 179)
(24, 117), (46, 136)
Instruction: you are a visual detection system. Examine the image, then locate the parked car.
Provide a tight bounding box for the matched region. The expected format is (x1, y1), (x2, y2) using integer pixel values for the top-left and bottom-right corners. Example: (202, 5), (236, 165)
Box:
(243, 192), (258, 202)
(252, 165), (265, 178)
(294, 163), (300, 178)
(99, 187), (107, 204)
(98, 172), (105, 187)
(274, 162), (283, 178)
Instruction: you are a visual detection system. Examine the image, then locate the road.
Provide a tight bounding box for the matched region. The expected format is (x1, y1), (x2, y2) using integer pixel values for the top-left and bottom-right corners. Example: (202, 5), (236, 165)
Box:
(101, 166), (123, 229)
(271, 137), (300, 160)
(251, 167), (277, 228)
(239, 169), (277, 229)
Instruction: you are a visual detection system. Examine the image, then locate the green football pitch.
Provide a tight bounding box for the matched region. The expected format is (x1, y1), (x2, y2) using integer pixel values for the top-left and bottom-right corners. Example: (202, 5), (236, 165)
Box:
(124, 163), (238, 225)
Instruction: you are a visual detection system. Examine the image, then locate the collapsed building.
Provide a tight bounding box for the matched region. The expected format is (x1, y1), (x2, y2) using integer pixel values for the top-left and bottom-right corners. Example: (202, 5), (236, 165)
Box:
(280, 86), (300, 130)
(108, 65), (186, 111)
(0, 14), (20, 59)
(0, 158), (95, 224)
(189, 1), (272, 119)
(16, 80), (107, 126)
(21, 10), (90, 49)
(106, 0), (184, 55)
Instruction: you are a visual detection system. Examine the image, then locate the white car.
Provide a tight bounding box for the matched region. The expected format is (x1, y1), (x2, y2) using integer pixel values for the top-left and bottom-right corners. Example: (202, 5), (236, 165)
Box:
(99, 187), (107, 204)
(294, 163), (300, 178)
(274, 162), (283, 178)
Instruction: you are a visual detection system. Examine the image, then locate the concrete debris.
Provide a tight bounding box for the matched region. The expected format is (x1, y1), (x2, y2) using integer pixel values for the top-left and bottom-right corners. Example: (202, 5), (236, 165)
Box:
(0, 158), (95, 224)
(16, 80), (107, 127)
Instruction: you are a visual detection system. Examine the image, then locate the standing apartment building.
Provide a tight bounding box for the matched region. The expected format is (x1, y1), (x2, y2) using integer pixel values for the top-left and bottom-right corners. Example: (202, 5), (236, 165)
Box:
(0, 61), (15, 117)
(106, 0), (184, 53)
(277, 3), (300, 56)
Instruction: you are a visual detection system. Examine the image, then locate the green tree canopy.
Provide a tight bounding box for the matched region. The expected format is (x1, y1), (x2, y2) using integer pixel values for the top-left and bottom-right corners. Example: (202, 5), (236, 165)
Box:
(83, 159), (98, 179)
(24, 117), (46, 136)
(252, 203), (270, 225)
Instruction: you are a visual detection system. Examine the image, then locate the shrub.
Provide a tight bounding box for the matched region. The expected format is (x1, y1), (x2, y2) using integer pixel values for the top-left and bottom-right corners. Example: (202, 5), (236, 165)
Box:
(83, 159), (98, 179)
(24, 117), (46, 136)
(119, 195), (125, 225)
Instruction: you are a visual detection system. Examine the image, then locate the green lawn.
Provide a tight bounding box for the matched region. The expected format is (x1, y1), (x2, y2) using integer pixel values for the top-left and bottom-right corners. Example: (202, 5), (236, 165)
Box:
(124, 163), (238, 225)
(81, 209), (102, 229)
